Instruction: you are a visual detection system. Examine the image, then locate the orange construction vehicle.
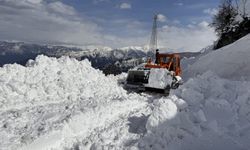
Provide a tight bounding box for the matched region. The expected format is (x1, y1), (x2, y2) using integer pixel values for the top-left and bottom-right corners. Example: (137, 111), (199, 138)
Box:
(126, 52), (182, 94)
(145, 53), (182, 76)
(125, 14), (182, 94)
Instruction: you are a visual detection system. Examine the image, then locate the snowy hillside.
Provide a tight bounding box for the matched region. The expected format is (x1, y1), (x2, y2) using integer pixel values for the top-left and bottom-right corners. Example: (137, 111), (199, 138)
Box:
(138, 34), (250, 149)
(187, 34), (250, 80)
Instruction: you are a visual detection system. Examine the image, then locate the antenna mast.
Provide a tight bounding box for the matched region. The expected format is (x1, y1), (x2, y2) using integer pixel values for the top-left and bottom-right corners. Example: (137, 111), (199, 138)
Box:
(149, 14), (158, 51)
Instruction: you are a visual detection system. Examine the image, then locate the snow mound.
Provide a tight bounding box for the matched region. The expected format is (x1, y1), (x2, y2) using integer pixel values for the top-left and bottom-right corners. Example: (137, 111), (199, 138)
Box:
(0, 55), (148, 149)
(146, 99), (178, 131)
(0, 55), (127, 110)
(139, 71), (250, 150)
(187, 34), (250, 80)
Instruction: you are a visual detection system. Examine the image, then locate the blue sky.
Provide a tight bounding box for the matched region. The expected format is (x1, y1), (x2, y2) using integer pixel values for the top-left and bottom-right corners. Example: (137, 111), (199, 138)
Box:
(63, 0), (219, 35)
(65, 0), (219, 24)
(0, 0), (220, 51)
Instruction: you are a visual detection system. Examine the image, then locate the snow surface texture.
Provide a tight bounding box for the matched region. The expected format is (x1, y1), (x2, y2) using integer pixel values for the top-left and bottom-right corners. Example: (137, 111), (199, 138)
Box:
(137, 34), (250, 150)
(187, 34), (250, 81)
(0, 55), (150, 149)
(1, 32), (250, 150)
(139, 72), (250, 150)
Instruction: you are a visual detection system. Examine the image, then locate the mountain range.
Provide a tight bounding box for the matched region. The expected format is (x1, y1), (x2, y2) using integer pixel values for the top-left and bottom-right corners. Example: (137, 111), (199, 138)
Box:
(0, 41), (200, 75)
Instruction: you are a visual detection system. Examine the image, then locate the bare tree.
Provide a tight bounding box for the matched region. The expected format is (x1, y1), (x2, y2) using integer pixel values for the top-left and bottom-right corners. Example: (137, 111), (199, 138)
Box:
(242, 0), (247, 17)
(211, 0), (238, 35)
(234, 0), (248, 17)
(234, 0), (239, 14)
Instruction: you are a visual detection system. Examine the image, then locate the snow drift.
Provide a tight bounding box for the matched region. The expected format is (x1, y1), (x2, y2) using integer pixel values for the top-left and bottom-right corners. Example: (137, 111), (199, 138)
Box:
(187, 34), (250, 80)
(0, 55), (148, 149)
(0, 55), (127, 110)
(139, 72), (250, 150)
(138, 34), (250, 150)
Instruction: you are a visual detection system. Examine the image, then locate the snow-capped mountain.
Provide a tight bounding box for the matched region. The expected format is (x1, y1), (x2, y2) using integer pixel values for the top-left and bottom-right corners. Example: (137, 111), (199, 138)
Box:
(0, 41), (151, 73)
(0, 41), (83, 66)
(0, 41), (200, 75)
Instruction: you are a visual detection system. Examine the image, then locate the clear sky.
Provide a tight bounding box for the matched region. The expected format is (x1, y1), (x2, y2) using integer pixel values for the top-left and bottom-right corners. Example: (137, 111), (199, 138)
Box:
(0, 0), (221, 51)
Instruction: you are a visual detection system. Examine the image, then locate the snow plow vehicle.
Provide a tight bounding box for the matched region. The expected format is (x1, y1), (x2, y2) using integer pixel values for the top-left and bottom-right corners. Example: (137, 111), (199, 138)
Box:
(125, 52), (182, 94)
(125, 14), (182, 94)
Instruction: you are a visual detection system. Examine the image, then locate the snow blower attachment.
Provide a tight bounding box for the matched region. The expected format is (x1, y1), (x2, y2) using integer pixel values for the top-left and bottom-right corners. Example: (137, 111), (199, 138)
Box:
(125, 14), (182, 94)
(126, 53), (182, 94)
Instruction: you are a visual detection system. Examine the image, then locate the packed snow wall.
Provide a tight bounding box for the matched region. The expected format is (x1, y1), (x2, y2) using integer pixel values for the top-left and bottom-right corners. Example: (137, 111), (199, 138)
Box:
(139, 72), (250, 150)
(187, 34), (250, 81)
(0, 55), (129, 110)
(138, 34), (250, 150)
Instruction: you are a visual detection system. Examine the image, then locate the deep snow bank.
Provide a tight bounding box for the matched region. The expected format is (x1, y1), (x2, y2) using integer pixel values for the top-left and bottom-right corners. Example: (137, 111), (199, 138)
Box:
(0, 55), (147, 149)
(187, 34), (250, 80)
(0, 55), (127, 110)
(139, 72), (250, 150)
(138, 34), (250, 150)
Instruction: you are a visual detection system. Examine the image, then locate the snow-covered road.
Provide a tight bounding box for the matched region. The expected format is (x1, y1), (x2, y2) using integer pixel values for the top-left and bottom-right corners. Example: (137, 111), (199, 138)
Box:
(22, 95), (149, 150)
